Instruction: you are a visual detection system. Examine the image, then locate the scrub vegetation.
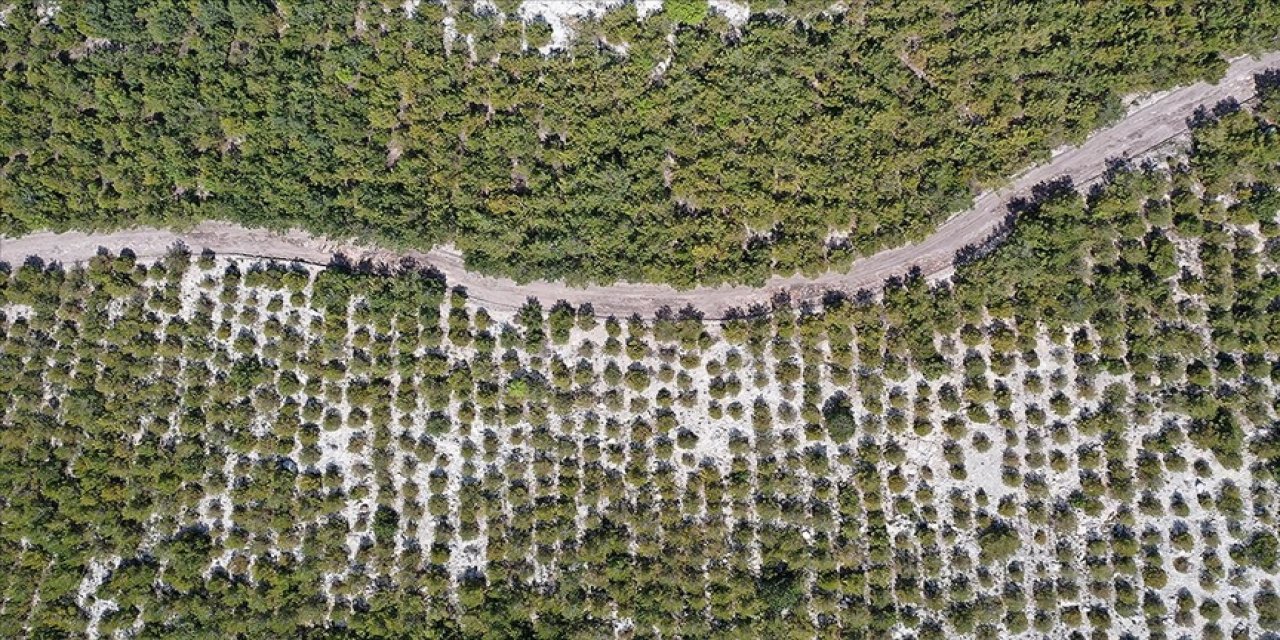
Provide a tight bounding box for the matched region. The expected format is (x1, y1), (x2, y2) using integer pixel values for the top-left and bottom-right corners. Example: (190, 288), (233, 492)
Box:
(3, 0), (1280, 284)
(3, 96), (1280, 638)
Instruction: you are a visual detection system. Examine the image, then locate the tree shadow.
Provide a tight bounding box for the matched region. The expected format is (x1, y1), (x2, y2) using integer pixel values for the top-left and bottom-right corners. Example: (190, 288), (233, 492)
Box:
(953, 176), (1076, 270)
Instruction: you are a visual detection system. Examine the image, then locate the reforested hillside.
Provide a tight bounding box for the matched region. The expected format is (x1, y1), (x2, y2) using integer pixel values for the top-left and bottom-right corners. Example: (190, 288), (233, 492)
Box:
(2, 95), (1279, 638)
(2, 0), (1279, 284)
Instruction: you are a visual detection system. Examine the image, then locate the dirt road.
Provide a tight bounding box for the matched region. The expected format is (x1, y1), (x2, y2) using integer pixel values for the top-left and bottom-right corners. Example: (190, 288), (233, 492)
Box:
(3, 52), (1278, 319)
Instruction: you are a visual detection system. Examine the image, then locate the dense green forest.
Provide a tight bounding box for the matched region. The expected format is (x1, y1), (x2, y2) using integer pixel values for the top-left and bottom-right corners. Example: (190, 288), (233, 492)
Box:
(2, 0), (1280, 284)
(2, 96), (1280, 638)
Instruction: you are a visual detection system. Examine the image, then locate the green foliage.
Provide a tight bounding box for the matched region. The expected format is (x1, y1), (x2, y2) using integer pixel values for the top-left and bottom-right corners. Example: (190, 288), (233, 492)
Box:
(977, 519), (1020, 562)
(1257, 69), (1280, 124)
(1235, 530), (1279, 571)
(665, 0), (708, 25)
(758, 562), (804, 614)
(1254, 424), (1280, 472)
(373, 506), (400, 544)
(822, 393), (856, 443)
(1187, 407), (1245, 465)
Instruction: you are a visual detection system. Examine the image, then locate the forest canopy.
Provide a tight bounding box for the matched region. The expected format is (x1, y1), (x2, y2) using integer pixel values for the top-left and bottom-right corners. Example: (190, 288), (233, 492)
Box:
(1, 93), (1280, 638)
(1, 0), (1279, 286)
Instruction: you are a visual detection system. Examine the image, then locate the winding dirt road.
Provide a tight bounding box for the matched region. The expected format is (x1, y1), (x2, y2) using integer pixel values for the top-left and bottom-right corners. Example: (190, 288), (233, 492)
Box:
(3, 52), (1279, 319)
